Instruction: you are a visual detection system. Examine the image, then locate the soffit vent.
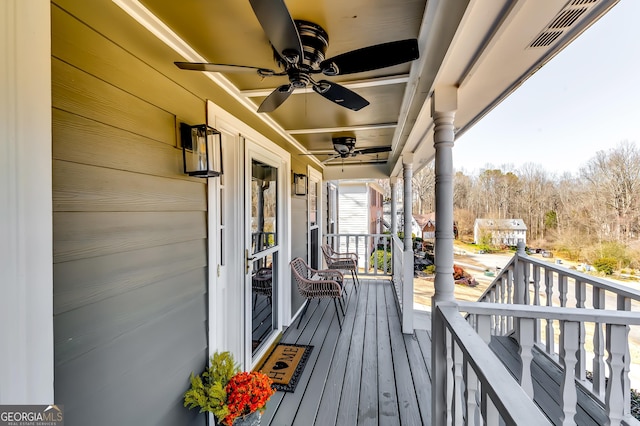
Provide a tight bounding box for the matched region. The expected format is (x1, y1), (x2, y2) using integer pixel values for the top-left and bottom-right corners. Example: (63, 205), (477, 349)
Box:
(528, 0), (599, 48)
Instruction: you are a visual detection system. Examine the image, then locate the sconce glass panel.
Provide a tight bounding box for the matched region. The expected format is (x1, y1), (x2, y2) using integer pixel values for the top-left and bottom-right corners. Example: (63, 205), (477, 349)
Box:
(181, 123), (222, 177)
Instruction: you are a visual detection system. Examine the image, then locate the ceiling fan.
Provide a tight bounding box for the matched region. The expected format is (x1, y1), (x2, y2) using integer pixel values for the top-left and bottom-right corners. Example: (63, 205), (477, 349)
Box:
(175, 0), (419, 113)
(317, 137), (392, 164)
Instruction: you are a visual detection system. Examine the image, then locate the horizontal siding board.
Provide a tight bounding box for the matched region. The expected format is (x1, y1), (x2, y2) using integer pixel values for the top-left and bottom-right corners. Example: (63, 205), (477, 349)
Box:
(51, 4), (211, 424)
(54, 267), (206, 366)
(53, 108), (189, 179)
(51, 5), (205, 127)
(52, 58), (175, 145)
(339, 193), (368, 234)
(53, 160), (206, 212)
(54, 238), (206, 314)
(53, 211), (206, 264)
(56, 296), (207, 425)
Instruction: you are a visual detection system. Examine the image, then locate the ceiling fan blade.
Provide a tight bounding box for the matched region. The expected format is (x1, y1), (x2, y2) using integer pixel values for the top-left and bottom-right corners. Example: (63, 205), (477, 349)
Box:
(258, 84), (294, 113)
(355, 146), (392, 155)
(249, 0), (303, 63)
(313, 80), (370, 111)
(320, 39), (419, 75)
(175, 62), (275, 74)
(322, 154), (342, 164)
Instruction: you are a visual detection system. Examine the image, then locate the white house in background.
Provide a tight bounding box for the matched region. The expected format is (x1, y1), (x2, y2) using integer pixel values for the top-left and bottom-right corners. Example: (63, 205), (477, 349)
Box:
(474, 218), (527, 246)
(334, 180), (384, 266)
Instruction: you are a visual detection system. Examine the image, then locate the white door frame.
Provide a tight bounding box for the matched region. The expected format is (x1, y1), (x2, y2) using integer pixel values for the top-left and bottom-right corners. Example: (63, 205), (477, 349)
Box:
(244, 138), (291, 368)
(307, 166), (323, 269)
(207, 100), (291, 371)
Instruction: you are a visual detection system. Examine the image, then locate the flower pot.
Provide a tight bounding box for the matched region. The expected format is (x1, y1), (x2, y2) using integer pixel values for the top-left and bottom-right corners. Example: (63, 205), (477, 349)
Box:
(232, 411), (260, 426)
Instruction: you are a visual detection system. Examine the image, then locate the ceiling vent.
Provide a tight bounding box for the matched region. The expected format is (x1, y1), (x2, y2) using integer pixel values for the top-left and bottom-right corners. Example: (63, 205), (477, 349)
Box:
(528, 0), (599, 48)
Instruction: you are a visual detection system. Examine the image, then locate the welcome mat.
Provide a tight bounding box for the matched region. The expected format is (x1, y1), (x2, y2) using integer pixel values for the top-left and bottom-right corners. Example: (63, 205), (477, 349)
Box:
(259, 343), (313, 392)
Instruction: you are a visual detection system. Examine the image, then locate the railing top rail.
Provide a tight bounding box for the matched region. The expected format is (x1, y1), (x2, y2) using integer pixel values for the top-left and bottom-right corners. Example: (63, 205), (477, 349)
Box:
(437, 304), (552, 425)
(476, 255), (517, 300)
(519, 254), (640, 300)
(458, 301), (640, 325)
(326, 233), (392, 238)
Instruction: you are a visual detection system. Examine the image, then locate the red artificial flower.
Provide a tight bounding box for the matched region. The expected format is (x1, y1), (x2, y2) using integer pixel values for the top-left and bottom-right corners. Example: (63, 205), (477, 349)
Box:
(222, 371), (275, 426)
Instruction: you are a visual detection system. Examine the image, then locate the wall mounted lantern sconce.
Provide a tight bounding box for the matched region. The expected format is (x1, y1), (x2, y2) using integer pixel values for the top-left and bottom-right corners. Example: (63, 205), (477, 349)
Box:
(294, 173), (307, 196)
(180, 123), (223, 177)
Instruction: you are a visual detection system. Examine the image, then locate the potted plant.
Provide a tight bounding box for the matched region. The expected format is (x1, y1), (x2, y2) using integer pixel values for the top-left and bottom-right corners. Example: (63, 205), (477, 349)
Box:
(184, 351), (275, 426)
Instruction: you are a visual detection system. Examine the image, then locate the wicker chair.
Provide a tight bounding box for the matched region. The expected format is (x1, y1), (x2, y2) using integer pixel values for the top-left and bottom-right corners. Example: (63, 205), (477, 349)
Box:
(321, 244), (360, 290)
(290, 257), (345, 331)
(252, 267), (272, 308)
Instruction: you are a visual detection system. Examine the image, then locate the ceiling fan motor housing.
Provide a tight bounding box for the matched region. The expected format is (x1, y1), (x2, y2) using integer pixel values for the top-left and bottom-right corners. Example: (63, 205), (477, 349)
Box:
(332, 136), (356, 155)
(274, 20), (329, 71)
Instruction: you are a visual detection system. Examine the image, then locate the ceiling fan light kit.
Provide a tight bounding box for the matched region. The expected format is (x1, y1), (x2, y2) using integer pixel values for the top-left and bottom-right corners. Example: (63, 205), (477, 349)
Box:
(175, 0), (419, 113)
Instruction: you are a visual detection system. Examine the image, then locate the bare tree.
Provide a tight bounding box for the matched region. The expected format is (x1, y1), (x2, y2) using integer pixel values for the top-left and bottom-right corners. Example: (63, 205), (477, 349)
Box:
(580, 141), (640, 242)
(412, 162), (435, 214)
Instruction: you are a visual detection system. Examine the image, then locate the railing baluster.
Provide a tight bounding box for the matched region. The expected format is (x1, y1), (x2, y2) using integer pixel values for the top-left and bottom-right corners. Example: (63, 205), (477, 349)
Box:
(575, 280), (586, 381)
(517, 318), (535, 398)
(592, 287), (606, 399)
(533, 265), (541, 344)
(507, 269), (513, 330)
(501, 275), (507, 333)
(454, 342), (464, 426)
(481, 391), (499, 426)
(545, 269), (555, 355)
(464, 360), (479, 426)
(560, 320), (579, 426)
(446, 328), (454, 424)
(521, 260), (529, 305)
(605, 323), (628, 425)
(617, 295), (632, 419)
(476, 314), (491, 344)
(559, 274), (568, 307)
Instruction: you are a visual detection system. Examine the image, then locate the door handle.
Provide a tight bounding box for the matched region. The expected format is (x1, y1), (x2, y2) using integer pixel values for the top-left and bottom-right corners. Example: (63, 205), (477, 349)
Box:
(245, 249), (256, 274)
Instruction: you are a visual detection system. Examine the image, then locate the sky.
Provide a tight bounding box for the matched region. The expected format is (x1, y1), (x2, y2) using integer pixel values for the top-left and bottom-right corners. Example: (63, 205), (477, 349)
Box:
(453, 0), (640, 176)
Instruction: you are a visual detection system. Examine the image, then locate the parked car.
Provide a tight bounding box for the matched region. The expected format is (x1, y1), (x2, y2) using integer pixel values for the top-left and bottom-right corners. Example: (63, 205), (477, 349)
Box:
(542, 250), (553, 258)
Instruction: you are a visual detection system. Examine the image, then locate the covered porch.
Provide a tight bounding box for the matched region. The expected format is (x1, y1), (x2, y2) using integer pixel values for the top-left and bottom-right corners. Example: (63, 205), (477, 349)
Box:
(3, 0), (634, 425)
(261, 277), (431, 426)
(263, 241), (640, 425)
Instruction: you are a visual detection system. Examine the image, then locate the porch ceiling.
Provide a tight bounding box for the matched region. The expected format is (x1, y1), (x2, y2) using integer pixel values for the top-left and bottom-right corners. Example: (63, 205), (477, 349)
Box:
(122, 0), (617, 178)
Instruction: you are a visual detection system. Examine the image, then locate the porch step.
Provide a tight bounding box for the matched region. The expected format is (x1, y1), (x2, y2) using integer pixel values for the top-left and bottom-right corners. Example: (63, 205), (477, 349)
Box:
(490, 335), (607, 426)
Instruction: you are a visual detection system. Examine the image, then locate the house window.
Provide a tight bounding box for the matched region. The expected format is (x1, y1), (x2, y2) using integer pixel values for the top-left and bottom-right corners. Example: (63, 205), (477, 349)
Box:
(309, 179), (318, 226)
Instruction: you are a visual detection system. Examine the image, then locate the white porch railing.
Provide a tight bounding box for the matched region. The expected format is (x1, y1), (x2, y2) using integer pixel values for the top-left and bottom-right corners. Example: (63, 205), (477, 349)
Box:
(459, 302), (640, 426)
(434, 243), (640, 425)
(433, 303), (552, 425)
(392, 235), (404, 307)
(325, 233), (392, 276)
(325, 233), (414, 333)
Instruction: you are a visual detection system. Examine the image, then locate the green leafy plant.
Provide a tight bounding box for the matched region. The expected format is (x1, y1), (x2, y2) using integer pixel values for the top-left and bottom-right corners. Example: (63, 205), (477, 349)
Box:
(183, 351), (275, 425)
(593, 257), (617, 275)
(370, 249), (392, 271)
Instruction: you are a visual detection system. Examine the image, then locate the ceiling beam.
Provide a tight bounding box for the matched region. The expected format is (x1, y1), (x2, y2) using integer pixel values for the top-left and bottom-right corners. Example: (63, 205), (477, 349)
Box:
(287, 123), (397, 135)
(239, 75), (410, 98)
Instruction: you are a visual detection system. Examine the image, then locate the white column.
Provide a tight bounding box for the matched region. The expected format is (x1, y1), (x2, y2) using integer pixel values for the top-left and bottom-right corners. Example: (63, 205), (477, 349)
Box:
(432, 87), (457, 304)
(402, 155), (414, 251)
(390, 177), (398, 237)
(0, 0), (53, 404)
(431, 87), (457, 426)
(402, 155), (414, 333)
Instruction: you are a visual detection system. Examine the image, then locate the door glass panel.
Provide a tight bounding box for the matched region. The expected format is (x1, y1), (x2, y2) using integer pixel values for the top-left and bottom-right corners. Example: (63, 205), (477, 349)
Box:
(251, 253), (276, 353)
(249, 158), (278, 356)
(309, 180), (317, 226)
(251, 160), (277, 254)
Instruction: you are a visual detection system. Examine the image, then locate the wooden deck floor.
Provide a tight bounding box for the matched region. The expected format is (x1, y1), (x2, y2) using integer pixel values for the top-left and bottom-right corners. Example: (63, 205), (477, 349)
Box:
(261, 278), (432, 426)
